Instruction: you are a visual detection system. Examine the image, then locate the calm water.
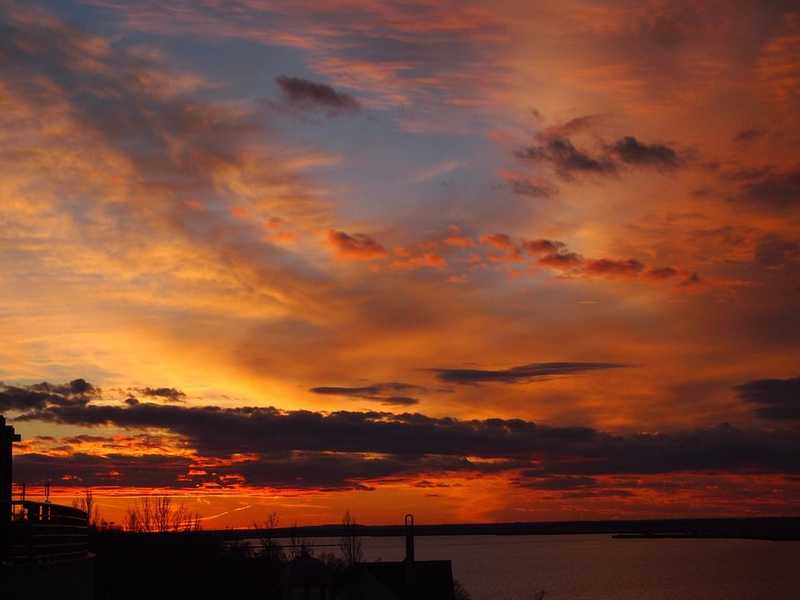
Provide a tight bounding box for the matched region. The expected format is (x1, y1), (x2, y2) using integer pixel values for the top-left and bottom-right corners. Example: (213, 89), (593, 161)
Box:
(259, 534), (800, 600)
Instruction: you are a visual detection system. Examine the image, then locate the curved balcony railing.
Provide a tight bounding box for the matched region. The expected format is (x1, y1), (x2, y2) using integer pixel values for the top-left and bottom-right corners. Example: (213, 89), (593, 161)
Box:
(6, 500), (89, 564)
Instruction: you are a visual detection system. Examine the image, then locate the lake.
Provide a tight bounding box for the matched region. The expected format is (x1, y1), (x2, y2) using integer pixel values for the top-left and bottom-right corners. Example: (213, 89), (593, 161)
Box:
(261, 533), (800, 600)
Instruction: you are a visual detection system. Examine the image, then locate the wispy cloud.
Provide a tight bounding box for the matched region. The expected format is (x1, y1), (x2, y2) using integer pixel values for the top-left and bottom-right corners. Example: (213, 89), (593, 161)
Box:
(310, 382), (423, 406)
(431, 362), (629, 385)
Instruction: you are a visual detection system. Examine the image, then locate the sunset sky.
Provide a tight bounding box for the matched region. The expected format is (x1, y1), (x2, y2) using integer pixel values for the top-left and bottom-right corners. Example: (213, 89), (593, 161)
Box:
(1, 0), (799, 529)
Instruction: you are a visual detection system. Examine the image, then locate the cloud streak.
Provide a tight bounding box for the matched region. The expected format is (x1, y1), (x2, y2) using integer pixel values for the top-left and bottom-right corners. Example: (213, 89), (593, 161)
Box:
(736, 377), (800, 420)
(310, 382), (423, 406)
(136, 387), (186, 402)
(431, 362), (628, 385)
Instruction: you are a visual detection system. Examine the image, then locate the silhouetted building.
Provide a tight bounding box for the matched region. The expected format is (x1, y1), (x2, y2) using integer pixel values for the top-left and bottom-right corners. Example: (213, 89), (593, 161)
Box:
(283, 515), (455, 600)
(1, 415), (94, 599)
(281, 514), (455, 600)
(336, 514), (456, 600)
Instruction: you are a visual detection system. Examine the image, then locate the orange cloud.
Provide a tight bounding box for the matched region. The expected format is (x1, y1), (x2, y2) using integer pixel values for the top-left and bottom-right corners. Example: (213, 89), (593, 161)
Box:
(392, 251), (447, 271)
(328, 230), (388, 260)
(442, 226), (475, 248)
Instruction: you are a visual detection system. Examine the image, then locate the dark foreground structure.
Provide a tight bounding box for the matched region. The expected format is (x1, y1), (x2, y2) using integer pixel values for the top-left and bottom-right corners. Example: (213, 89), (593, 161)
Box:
(91, 515), (455, 600)
(2, 414), (455, 600)
(284, 554), (455, 600)
(1, 416), (94, 600)
(283, 515), (455, 600)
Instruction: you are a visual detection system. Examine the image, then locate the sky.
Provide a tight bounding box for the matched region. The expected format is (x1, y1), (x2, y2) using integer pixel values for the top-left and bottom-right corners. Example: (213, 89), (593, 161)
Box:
(1, 0), (799, 529)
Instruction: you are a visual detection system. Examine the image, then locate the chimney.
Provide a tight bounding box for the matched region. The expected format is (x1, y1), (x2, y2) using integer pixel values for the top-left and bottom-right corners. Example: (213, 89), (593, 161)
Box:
(2, 415), (21, 520)
(404, 513), (415, 563)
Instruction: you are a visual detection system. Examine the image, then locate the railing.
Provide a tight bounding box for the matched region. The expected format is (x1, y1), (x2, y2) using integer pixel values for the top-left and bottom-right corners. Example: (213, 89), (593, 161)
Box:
(6, 500), (89, 564)
(11, 482), (51, 505)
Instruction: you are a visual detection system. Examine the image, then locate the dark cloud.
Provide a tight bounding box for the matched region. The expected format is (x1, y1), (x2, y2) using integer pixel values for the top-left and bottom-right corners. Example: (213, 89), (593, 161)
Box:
(538, 251), (583, 269)
(310, 381), (423, 397)
(13, 448), (487, 491)
(379, 397), (419, 406)
(29, 379), (97, 396)
(516, 123), (684, 185)
(327, 230), (387, 260)
(431, 362), (627, 385)
(737, 169), (800, 211)
(522, 239), (567, 255)
(0, 379), (96, 412)
(733, 128), (766, 143)
(13, 452), (193, 488)
(510, 178), (557, 198)
(559, 488), (635, 499)
(608, 136), (681, 170)
(516, 475), (599, 490)
(136, 387), (186, 402)
(735, 377), (800, 420)
(486, 232), (691, 285)
(16, 400), (596, 459)
(754, 234), (800, 267)
(222, 451), (479, 490)
(516, 137), (616, 179)
(9, 379), (800, 491)
(310, 382), (422, 406)
(0, 386), (53, 412)
(534, 424), (800, 476)
(276, 75), (360, 112)
(584, 258), (645, 277)
(15, 404), (800, 488)
(645, 266), (679, 279)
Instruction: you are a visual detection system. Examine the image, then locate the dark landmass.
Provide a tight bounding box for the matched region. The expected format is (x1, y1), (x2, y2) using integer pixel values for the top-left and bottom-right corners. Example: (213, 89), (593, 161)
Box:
(209, 516), (800, 542)
(90, 530), (282, 599)
(84, 518), (800, 598)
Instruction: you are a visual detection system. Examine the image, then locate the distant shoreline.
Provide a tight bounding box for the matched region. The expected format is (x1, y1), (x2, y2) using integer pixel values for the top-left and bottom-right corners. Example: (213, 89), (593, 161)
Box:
(190, 516), (800, 542)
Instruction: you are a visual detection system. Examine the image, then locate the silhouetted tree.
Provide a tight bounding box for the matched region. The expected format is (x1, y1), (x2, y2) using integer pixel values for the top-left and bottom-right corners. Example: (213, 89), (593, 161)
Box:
(289, 520), (310, 559)
(339, 509), (363, 566)
(72, 487), (100, 525)
(253, 511), (285, 562)
(125, 496), (201, 532)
